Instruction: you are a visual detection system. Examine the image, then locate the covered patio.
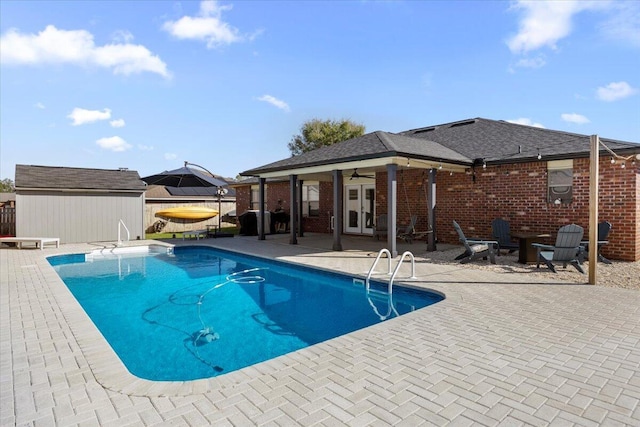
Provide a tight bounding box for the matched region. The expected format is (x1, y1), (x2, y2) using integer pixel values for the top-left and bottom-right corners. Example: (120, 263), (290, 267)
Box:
(242, 131), (472, 257)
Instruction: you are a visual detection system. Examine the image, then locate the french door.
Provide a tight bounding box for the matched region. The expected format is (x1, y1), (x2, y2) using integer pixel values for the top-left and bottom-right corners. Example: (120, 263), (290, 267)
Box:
(344, 184), (375, 235)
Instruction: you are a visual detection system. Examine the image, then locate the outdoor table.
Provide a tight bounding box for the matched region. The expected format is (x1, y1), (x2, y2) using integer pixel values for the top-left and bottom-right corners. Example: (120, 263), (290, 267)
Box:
(511, 232), (551, 264)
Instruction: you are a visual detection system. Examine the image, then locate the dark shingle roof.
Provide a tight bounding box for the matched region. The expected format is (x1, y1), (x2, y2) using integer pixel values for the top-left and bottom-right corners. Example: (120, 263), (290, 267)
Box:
(15, 165), (147, 191)
(241, 118), (639, 176)
(402, 118), (639, 163)
(242, 131), (472, 175)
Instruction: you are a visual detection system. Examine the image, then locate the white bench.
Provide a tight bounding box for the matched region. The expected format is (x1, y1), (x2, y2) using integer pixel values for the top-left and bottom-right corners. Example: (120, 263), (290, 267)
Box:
(182, 230), (208, 240)
(0, 237), (60, 250)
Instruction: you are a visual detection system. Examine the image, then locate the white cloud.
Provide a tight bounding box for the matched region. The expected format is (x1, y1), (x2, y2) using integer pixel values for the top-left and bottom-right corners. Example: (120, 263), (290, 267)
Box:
(110, 118), (126, 128)
(257, 94), (290, 112)
(35, 102), (45, 109)
(162, 0), (246, 48)
(0, 25), (170, 78)
(165, 153), (177, 160)
(596, 81), (638, 102)
(514, 55), (546, 69)
(111, 30), (134, 44)
(561, 113), (590, 124)
(598, 1), (640, 47)
(96, 136), (132, 152)
(507, 1), (607, 54)
(68, 107), (111, 126)
(138, 144), (154, 151)
(507, 118), (545, 128)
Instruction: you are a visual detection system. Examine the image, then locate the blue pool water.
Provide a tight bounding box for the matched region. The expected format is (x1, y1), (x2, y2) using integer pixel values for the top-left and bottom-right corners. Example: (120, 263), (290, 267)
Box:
(49, 246), (443, 381)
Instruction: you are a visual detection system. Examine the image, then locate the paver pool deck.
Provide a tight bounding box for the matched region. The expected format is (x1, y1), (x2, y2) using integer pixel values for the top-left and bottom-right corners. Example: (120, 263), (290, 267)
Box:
(1, 234), (639, 426)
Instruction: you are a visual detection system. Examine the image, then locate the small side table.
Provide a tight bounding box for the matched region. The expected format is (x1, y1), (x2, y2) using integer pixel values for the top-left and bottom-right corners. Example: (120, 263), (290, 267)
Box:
(511, 233), (551, 264)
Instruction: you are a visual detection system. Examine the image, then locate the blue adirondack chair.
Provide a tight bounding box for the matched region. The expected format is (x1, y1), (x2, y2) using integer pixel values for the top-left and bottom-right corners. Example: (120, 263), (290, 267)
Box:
(532, 224), (585, 273)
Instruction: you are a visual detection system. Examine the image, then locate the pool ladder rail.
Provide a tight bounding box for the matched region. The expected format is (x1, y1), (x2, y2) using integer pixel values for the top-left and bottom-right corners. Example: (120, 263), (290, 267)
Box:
(365, 249), (417, 294)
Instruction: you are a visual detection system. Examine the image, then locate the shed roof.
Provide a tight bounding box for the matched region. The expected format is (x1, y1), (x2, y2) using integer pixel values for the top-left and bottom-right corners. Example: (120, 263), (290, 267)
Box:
(15, 165), (146, 191)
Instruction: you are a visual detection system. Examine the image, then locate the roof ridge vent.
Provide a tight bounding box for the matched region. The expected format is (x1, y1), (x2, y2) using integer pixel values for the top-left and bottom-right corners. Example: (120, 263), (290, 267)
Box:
(449, 120), (476, 128)
(413, 127), (436, 134)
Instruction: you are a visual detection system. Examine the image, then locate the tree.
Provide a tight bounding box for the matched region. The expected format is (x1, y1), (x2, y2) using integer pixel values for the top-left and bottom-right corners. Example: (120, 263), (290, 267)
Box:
(0, 178), (15, 192)
(288, 118), (365, 156)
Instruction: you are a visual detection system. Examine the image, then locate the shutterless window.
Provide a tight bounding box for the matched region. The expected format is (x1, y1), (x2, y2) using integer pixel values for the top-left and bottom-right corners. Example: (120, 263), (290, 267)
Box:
(548, 160), (573, 204)
(250, 186), (266, 210)
(302, 183), (319, 217)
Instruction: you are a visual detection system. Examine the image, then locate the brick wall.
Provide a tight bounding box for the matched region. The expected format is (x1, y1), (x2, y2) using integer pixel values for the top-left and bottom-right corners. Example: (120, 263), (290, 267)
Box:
(236, 157), (639, 261)
(432, 157), (638, 261)
(234, 181), (333, 233)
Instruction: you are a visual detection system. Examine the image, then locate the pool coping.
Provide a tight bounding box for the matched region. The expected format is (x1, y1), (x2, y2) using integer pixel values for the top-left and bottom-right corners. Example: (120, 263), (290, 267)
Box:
(6, 236), (640, 426)
(44, 242), (461, 397)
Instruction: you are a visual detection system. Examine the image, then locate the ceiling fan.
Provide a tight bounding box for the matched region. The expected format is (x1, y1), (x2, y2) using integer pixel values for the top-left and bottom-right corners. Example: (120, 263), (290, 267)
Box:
(350, 169), (374, 180)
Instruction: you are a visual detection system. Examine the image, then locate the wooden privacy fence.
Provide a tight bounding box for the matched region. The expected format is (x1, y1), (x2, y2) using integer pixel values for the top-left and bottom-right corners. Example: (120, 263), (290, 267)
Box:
(0, 207), (16, 236)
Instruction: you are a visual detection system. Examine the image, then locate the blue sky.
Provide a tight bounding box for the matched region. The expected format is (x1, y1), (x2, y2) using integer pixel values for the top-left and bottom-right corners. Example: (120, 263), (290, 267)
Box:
(1, 0), (639, 181)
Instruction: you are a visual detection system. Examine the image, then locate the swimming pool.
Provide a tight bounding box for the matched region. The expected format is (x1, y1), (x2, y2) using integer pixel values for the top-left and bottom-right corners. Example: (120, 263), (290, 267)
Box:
(49, 246), (443, 381)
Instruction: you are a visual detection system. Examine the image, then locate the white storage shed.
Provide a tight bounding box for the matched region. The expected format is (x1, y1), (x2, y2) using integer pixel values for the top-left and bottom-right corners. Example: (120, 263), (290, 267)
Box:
(14, 165), (146, 244)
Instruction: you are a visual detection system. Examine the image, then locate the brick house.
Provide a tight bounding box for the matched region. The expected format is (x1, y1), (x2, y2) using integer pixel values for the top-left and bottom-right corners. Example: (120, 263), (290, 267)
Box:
(236, 118), (640, 261)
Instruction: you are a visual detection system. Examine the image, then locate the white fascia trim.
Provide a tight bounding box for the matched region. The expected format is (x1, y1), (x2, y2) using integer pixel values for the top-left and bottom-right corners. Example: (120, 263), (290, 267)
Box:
(256, 156), (468, 179)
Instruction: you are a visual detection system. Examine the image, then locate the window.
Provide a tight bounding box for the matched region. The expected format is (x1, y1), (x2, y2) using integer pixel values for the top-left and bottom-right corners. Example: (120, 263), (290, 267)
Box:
(250, 185), (266, 210)
(548, 160), (573, 204)
(302, 183), (320, 217)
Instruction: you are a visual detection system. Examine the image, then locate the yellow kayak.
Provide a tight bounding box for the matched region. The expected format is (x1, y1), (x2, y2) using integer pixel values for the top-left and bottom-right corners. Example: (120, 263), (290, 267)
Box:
(156, 206), (219, 220)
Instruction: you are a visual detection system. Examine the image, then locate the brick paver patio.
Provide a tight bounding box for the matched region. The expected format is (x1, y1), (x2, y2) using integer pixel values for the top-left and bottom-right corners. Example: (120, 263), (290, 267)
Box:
(2, 235), (639, 426)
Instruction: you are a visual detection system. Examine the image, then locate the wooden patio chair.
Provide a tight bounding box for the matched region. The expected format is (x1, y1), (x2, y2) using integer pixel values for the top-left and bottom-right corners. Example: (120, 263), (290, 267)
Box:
(532, 224), (585, 273)
(452, 220), (497, 264)
(372, 214), (388, 240)
(491, 218), (519, 255)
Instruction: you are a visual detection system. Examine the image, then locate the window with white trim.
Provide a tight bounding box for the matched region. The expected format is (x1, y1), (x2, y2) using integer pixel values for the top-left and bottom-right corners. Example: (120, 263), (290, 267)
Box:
(302, 183), (320, 217)
(548, 160), (573, 204)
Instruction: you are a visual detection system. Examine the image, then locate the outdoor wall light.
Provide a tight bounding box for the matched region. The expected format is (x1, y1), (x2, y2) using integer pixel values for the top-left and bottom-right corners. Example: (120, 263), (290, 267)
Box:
(554, 198), (562, 205)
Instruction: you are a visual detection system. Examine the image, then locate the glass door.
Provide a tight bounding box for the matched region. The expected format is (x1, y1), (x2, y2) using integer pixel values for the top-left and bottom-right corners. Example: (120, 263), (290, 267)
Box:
(344, 184), (375, 235)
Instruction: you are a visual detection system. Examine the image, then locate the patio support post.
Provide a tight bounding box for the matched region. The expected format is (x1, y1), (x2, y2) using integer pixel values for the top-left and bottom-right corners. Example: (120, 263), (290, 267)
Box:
(289, 174), (298, 245)
(588, 135), (599, 284)
(258, 177), (266, 240)
(427, 168), (437, 251)
(387, 164), (398, 257)
(332, 169), (343, 251)
(298, 179), (304, 237)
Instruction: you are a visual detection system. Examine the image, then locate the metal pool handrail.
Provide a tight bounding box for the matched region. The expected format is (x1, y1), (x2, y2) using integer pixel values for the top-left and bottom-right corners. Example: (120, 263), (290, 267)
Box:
(117, 219), (130, 247)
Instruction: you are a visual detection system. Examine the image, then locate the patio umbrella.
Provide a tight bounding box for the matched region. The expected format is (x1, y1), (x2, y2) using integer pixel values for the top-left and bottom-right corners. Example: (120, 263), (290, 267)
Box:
(141, 165), (227, 188)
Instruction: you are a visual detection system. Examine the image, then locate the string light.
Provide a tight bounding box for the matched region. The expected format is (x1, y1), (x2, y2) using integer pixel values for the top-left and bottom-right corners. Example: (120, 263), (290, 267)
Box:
(438, 163), (443, 170)
(407, 158), (410, 167)
(482, 160), (487, 169)
(537, 149), (542, 160)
